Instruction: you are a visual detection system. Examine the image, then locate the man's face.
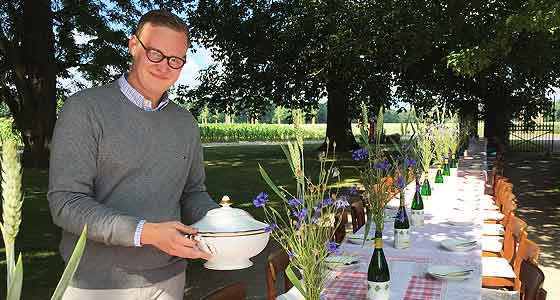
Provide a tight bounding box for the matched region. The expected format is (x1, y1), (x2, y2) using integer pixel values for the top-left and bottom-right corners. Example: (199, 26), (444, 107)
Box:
(128, 23), (188, 95)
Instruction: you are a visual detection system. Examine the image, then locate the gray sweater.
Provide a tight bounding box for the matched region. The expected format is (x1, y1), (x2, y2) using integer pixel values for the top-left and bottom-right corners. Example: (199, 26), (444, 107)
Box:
(48, 82), (219, 289)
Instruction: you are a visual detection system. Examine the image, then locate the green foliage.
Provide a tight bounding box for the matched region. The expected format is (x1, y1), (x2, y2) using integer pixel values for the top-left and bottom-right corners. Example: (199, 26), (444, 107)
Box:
(0, 118), (23, 146)
(199, 124), (324, 143)
(0, 102), (11, 118)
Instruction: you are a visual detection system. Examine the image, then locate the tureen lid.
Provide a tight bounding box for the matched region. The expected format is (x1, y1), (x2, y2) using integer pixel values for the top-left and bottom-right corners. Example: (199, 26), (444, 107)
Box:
(192, 196), (268, 236)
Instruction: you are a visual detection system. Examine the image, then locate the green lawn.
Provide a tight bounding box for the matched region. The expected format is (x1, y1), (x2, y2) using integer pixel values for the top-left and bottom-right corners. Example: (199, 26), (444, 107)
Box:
(0, 143), (361, 299)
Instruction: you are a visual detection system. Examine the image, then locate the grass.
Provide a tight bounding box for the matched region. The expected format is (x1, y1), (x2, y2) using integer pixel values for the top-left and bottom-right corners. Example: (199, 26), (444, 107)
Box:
(0, 143), (361, 299)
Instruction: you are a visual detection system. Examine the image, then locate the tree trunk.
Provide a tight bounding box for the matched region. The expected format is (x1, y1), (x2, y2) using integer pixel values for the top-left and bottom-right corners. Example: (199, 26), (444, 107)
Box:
(322, 73), (359, 152)
(483, 97), (510, 146)
(7, 0), (57, 169)
(459, 101), (479, 137)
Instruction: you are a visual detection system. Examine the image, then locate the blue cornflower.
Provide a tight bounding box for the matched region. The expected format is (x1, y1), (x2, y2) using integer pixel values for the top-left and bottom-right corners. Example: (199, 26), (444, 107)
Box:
(406, 158), (417, 167)
(326, 241), (341, 254)
(374, 161), (390, 170)
(288, 250), (296, 260)
(334, 195), (350, 209)
(397, 177), (406, 189)
(288, 198), (301, 207)
(352, 148), (369, 161)
(349, 184), (358, 196)
(253, 192), (269, 207)
(264, 223), (277, 232)
(320, 197), (333, 207)
(293, 208), (309, 220)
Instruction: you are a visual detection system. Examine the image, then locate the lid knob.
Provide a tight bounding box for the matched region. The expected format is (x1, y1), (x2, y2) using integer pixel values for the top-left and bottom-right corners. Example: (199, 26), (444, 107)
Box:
(220, 195), (233, 207)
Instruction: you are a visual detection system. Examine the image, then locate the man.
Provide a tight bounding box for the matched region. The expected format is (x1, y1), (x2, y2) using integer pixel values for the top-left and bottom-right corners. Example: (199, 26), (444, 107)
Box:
(48, 9), (219, 299)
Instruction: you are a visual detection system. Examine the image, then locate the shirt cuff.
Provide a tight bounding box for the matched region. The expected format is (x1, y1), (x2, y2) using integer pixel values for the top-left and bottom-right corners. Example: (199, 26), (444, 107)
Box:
(134, 219), (146, 247)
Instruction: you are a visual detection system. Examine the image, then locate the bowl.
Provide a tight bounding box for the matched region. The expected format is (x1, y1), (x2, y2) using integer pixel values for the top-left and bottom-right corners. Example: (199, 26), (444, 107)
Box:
(191, 196), (270, 270)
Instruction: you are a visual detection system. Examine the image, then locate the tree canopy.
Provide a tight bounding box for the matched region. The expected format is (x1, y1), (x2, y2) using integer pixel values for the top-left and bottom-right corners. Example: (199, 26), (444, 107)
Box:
(0, 0), (189, 168)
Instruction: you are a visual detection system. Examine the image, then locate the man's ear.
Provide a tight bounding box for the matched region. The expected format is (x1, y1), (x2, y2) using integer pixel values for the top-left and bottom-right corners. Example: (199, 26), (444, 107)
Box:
(128, 36), (137, 57)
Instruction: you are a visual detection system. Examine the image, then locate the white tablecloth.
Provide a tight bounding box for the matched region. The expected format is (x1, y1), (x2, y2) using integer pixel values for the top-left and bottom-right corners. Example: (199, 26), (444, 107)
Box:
(275, 141), (489, 300)
(335, 140), (488, 300)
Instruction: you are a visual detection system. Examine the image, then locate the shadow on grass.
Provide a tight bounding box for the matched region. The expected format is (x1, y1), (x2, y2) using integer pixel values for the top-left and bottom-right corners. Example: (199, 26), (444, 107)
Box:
(504, 152), (560, 269)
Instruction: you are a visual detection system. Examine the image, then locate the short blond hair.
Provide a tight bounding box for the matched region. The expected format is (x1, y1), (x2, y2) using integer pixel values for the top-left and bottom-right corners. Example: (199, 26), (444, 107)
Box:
(135, 9), (190, 46)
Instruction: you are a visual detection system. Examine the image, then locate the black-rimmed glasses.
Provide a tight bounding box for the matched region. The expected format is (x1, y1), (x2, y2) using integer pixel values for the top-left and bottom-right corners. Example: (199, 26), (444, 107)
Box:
(134, 35), (186, 69)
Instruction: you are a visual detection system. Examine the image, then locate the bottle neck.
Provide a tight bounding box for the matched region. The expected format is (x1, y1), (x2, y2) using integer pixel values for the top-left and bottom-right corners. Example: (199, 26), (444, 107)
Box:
(399, 192), (405, 206)
(374, 231), (383, 249)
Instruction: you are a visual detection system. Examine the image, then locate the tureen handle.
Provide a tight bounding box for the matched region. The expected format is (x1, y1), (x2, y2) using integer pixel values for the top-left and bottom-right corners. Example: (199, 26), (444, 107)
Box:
(220, 195), (233, 207)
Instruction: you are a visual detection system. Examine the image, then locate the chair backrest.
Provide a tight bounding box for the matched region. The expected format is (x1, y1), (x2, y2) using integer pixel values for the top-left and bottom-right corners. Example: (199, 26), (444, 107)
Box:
(501, 214), (527, 263)
(201, 282), (246, 300)
(266, 249), (293, 300)
(500, 195), (518, 224)
(334, 208), (348, 243)
(520, 260), (546, 300)
(350, 199), (365, 233)
(514, 237), (540, 291)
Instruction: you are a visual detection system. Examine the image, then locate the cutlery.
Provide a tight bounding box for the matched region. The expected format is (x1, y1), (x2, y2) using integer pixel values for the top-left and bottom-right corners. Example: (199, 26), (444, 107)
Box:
(455, 240), (477, 247)
(432, 269), (474, 277)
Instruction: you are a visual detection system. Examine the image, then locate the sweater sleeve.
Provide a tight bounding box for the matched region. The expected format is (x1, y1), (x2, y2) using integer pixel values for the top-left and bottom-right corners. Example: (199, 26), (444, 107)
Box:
(180, 121), (219, 225)
(48, 97), (140, 247)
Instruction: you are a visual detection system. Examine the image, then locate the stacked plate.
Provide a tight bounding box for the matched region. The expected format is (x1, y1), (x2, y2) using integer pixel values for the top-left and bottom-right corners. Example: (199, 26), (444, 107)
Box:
(427, 265), (474, 281)
(441, 238), (478, 251)
(347, 232), (375, 244)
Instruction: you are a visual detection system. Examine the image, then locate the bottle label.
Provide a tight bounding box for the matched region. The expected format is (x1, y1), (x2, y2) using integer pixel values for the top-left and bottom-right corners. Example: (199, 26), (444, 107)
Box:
(375, 238), (383, 248)
(366, 280), (390, 300)
(411, 209), (424, 227)
(394, 229), (410, 249)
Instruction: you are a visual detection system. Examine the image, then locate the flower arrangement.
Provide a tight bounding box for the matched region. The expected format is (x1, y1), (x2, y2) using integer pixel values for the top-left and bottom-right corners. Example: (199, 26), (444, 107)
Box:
(352, 104), (395, 238)
(256, 111), (348, 300)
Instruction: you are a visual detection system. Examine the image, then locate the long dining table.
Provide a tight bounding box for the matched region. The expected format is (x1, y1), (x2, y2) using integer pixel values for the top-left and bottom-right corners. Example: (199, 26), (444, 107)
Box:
(319, 140), (489, 300)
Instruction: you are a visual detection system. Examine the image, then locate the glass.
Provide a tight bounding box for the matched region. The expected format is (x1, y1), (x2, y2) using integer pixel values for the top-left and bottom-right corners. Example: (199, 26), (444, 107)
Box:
(134, 35), (186, 69)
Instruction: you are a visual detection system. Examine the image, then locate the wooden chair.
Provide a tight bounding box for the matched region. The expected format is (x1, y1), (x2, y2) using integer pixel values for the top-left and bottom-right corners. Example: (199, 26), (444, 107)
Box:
(483, 233), (539, 290)
(350, 199), (365, 233)
(334, 208), (348, 243)
(485, 192), (517, 225)
(266, 249), (293, 300)
(519, 260), (547, 300)
(201, 282), (246, 300)
(483, 214), (527, 259)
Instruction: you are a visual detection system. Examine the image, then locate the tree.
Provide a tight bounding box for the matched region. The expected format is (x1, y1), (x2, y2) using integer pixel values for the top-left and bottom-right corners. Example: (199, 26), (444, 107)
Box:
(183, 0), (397, 151)
(445, 0), (560, 142)
(0, 0), (189, 168)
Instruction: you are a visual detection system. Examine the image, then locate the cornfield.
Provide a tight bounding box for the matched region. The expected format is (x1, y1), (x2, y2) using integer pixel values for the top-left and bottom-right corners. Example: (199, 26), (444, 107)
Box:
(199, 124), (325, 143)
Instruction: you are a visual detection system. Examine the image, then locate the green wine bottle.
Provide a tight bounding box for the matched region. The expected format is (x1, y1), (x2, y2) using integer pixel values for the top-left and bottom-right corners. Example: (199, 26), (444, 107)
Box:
(420, 171), (432, 197)
(394, 192), (410, 249)
(443, 158), (451, 176)
(450, 153), (458, 168)
(411, 180), (424, 227)
(435, 164), (444, 183)
(367, 231), (390, 300)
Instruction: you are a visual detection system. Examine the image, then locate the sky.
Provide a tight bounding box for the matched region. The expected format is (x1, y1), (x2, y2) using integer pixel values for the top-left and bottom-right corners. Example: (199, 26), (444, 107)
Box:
(176, 43), (215, 89)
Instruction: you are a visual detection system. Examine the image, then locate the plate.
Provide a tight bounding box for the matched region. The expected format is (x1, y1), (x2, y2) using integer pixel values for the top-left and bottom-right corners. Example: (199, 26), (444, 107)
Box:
(447, 218), (475, 226)
(427, 265), (473, 281)
(325, 255), (359, 270)
(347, 233), (375, 244)
(441, 238), (478, 251)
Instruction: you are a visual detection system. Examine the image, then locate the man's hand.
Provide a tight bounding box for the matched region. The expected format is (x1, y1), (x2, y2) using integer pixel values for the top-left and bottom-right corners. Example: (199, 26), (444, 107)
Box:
(140, 221), (212, 260)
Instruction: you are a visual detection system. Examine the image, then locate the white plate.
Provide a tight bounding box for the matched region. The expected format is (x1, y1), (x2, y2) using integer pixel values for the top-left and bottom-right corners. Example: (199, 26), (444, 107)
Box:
(441, 238), (478, 251)
(427, 265), (473, 281)
(447, 218), (475, 226)
(347, 233), (375, 244)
